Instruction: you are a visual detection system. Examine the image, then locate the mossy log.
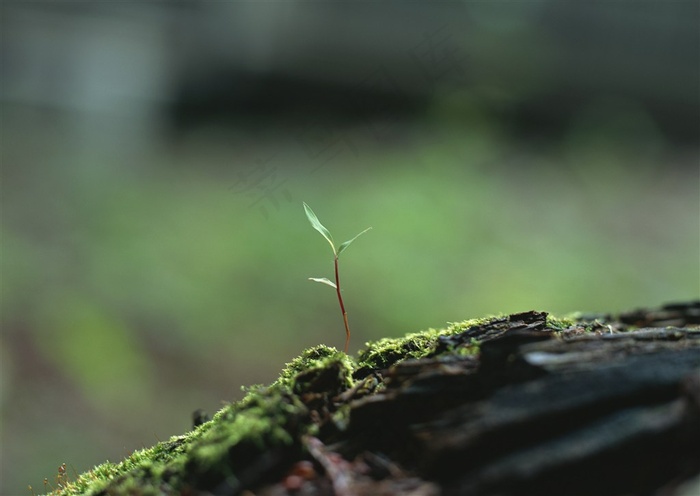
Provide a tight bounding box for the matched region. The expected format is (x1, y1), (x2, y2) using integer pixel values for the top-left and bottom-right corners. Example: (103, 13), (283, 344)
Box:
(48, 302), (700, 496)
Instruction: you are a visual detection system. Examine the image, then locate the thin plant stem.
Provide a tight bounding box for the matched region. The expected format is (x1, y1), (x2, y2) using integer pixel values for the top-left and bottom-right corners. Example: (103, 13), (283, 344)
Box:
(303, 202), (369, 352)
(334, 255), (350, 353)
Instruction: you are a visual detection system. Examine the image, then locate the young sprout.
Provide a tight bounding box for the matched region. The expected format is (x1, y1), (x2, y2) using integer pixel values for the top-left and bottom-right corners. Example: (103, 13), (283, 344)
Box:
(303, 202), (371, 353)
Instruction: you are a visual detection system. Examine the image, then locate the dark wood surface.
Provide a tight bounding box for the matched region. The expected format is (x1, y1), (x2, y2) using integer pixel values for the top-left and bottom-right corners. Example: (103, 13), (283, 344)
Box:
(255, 302), (700, 496)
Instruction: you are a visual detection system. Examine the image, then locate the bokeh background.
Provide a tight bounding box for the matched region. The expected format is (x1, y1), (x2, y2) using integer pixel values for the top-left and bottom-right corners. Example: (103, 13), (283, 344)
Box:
(2, 2), (699, 494)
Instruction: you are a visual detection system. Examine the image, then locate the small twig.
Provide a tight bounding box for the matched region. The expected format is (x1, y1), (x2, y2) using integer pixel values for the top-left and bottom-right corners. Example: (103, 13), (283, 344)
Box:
(303, 436), (353, 496)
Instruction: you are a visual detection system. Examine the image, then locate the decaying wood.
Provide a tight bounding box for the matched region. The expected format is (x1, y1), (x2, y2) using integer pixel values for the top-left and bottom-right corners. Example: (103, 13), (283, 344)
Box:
(253, 302), (700, 496)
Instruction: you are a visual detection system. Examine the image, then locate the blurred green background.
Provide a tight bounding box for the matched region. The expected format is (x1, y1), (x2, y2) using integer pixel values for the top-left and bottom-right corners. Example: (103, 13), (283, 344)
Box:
(2, 2), (699, 495)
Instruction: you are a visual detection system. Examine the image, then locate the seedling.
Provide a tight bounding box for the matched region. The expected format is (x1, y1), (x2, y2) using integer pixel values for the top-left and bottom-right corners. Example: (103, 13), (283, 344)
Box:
(303, 202), (371, 353)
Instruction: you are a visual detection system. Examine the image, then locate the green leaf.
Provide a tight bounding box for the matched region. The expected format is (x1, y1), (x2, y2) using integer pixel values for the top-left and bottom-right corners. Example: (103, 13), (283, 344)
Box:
(303, 202), (336, 254)
(308, 277), (337, 289)
(337, 227), (372, 255)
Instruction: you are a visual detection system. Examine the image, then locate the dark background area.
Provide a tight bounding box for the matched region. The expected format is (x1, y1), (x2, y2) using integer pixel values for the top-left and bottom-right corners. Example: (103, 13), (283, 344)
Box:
(2, 2), (699, 494)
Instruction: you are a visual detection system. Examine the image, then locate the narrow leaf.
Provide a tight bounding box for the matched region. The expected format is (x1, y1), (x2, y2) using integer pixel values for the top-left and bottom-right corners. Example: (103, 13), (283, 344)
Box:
(308, 277), (337, 289)
(303, 202), (336, 254)
(337, 227), (372, 255)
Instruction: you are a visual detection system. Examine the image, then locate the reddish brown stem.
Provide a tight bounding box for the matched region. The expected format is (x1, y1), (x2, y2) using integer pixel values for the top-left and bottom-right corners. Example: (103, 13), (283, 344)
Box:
(334, 255), (350, 353)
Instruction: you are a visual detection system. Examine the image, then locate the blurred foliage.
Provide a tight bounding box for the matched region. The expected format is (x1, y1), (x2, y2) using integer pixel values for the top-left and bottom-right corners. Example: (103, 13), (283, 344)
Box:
(3, 4), (699, 493)
(2, 97), (698, 495)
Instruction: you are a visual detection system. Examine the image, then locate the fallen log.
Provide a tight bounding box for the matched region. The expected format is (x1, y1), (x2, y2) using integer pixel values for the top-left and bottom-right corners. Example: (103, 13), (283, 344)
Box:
(50, 301), (700, 496)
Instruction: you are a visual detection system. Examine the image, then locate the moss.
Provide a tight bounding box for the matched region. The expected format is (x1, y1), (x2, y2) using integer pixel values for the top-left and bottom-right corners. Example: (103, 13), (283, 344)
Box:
(545, 313), (578, 331)
(45, 345), (356, 496)
(357, 316), (495, 371)
(454, 338), (481, 356)
(45, 313), (575, 495)
(274, 344), (356, 392)
(445, 316), (500, 334)
(49, 443), (180, 495)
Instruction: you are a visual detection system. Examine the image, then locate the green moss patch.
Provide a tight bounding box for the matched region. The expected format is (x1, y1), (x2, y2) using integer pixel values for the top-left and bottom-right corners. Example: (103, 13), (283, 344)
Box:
(43, 312), (591, 495)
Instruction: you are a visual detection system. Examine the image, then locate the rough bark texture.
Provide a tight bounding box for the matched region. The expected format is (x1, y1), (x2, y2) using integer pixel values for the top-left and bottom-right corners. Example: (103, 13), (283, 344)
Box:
(58, 302), (700, 496)
(254, 303), (700, 496)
